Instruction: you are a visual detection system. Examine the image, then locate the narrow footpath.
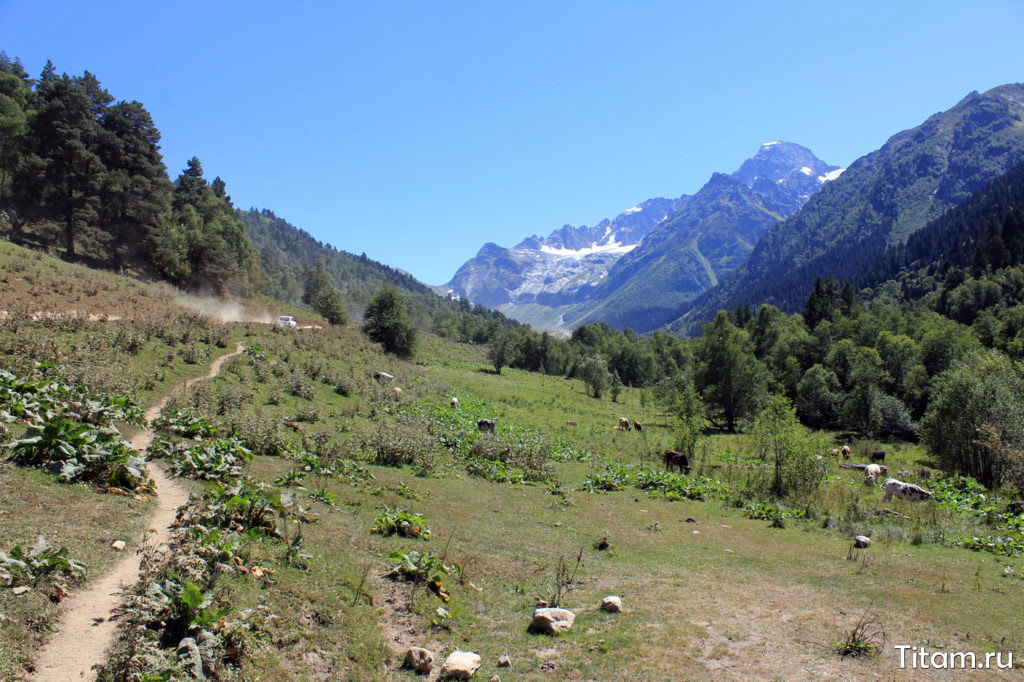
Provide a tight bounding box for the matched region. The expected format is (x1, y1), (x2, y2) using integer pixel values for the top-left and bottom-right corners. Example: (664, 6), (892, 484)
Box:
(30, 343), (245, 681)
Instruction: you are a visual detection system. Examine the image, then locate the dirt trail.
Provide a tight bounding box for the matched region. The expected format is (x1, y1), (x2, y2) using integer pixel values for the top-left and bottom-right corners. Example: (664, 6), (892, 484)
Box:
(30, 343), (245, 681)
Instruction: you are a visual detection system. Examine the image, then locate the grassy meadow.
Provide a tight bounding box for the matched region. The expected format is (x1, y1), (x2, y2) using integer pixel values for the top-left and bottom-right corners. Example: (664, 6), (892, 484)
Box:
(1, 241), (1023, 680)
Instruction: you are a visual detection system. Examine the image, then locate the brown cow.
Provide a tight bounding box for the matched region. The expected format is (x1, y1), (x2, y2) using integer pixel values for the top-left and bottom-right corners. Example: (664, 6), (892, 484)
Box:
(633, 420), (642, 432)
(841, 444), (851, 460)
(664, 449), (691, 475)
(477, 418), (496, 432)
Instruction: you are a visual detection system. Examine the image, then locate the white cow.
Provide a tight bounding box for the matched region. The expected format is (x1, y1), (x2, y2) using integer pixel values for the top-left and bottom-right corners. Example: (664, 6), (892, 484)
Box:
(882, 478), (932, 502)
(865, 463), (882, 485)
(450, 397), (459, 408)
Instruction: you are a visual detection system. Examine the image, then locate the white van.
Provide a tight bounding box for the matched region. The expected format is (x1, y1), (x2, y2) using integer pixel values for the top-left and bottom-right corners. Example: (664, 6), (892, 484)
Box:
(277, 315), (298, 328)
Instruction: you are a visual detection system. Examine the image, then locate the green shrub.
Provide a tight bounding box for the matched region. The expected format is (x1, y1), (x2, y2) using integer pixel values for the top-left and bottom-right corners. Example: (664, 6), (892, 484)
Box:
(372, 506), (431, 539)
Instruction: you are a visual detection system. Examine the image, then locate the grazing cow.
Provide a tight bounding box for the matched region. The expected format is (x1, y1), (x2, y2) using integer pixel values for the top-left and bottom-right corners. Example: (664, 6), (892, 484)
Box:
(477, 418), (496, 433)
(663, 449), (692, 474)
(566, 421), (577, 426)
(882, 478), (932, 502)
(391, 387), (403, 398)
(871, 449), (885, 463)
(618, 417), (632, 431)
(831, 448), (841, 458)
(375, 371), (395, 382)
(450, 397), (459, 408)
(865, 463), (882, 485)
(841, 445), (851, 460)
(633, 420), (643, 432)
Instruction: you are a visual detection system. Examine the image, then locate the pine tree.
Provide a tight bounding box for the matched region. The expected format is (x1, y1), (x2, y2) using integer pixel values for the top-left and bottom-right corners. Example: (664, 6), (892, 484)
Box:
(29, 70), (109, 258)
(98, 100), (172, 265)
(302, 258), (333, 306)
(313, 284), (348, 325)
(363, 287), (417, 358)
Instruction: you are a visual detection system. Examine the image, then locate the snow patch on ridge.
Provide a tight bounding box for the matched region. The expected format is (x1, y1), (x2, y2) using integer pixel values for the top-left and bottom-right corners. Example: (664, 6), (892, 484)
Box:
(818, 168), (846, 183)
(800, 166), (813, 175)
(761, 141), (779, 148)
(622, 205), (642, 214)
(539, 241), (638, 259)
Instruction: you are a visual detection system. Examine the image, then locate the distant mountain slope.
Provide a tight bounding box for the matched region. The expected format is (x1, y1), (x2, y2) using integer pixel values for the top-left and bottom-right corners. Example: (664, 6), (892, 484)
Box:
(858, 157), (1024, 296)
(578, 142), (839, 330)
(447, 195), (688, 312)
(671, 83), (1024, 332)
(239, 209), (514, 334)
(448, 141), (837, 331)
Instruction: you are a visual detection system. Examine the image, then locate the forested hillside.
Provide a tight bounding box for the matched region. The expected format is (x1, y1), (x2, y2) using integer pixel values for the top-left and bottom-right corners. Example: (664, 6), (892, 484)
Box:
(239, 207), (510, 333)
(0, 54), (530, 343)
(673, 84), (1024, 331)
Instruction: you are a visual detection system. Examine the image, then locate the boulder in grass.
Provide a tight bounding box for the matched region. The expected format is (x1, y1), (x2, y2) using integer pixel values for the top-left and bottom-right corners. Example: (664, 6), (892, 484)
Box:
(498, 652), (512, 667)
(601, 595), (622, 612)
(403, 646), (434, 674)
(531, 607), (576, 633)
(111, 540), (126, 551)
(440, 650), (482, 679)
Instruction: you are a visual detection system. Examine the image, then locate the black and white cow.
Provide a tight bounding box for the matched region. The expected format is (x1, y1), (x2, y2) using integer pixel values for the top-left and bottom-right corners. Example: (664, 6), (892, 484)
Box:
(882, 478), (932, 502)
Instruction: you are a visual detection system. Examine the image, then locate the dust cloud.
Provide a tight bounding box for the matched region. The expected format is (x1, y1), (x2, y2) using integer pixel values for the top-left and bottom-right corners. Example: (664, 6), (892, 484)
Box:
(174, 294), (276, 324)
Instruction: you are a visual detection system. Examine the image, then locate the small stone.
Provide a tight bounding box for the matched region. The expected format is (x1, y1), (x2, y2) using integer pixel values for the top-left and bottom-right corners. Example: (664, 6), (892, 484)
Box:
(497, 653), (512, 667)
(532, 607), (576, 633)
(111, 540), (127, 551)
(440, 650), (482, 679)
(692, 530), (700, 534)
(535, 598), (549, 607)
(601, 596), (622, 613)
(403, 646), (434, 674)
(12, 586), (30, 595)
(553, 522), (561, 527)
(723, 548), (734, 553)
(684, 518), (697, 523)
(489, 677), (500, 682)
(854, 535), (871, 549)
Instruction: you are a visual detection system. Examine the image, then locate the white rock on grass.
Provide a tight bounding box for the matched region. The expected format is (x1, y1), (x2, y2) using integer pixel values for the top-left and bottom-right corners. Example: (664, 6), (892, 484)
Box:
(497, 652), (512, 667)
(11, 586), (30, 595)
(403, 646), (434, 673)
(601, 595), (622, 612)
(532, 607), (576, 633)
(440, 650), (482, 679)
(111, 540), (126, 551)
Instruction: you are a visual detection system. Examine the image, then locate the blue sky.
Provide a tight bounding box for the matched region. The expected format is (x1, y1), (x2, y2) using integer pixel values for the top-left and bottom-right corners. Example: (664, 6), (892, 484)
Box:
(3, 1), (1024, 285)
